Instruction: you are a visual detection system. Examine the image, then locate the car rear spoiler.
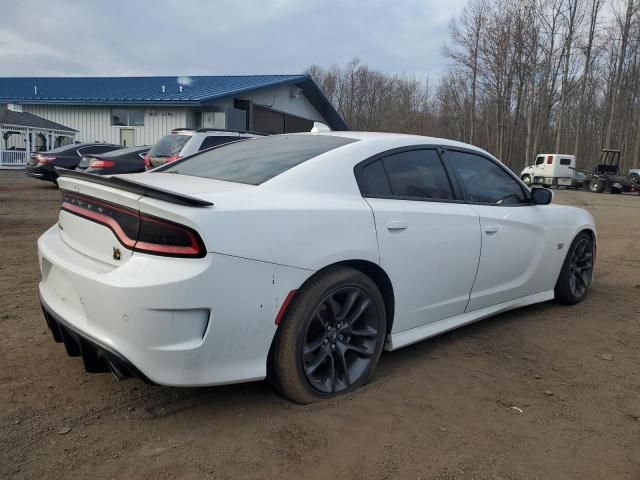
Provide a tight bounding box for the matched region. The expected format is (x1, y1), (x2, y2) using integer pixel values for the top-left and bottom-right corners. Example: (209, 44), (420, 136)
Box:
(54, 168), (214, 207)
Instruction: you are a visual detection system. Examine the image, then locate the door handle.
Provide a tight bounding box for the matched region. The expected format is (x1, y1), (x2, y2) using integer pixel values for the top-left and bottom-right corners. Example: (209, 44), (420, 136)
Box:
(484, 224), (499, 235)
(387, 220), (408, 231)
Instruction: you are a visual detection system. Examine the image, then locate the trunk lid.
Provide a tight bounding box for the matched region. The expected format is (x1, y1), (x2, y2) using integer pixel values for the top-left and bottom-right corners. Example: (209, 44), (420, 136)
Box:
(57, 177), (142, 266)
(55, 172), (254, 264)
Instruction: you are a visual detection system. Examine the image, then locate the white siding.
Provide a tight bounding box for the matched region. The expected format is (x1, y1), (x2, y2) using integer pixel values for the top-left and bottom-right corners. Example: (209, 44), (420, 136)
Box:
(18, 86), (326, 147)
(240, 86), (325, 122)
(22, 105), (191, 146)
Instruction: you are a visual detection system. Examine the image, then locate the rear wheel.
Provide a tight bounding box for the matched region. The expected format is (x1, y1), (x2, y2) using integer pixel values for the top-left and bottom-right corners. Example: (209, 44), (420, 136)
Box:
(629, 173), (639, 184)
(589, 179), (606, 193)
(554, 232), (594, 305)
(272, 267), (386, 404)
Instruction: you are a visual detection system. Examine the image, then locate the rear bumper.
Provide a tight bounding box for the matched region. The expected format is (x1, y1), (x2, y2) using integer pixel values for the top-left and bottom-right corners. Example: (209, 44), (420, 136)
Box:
(37, 224), (311, 386)
(26, 164), (57, 181)
(41, 295), (154, 383)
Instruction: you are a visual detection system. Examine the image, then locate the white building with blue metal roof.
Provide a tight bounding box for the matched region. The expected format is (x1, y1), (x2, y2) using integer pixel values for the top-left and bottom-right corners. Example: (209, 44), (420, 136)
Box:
(0, 75), (347, 166)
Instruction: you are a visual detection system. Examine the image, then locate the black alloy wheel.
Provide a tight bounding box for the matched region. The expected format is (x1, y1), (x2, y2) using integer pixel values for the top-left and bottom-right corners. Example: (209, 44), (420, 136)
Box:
(555, 232), (594, 304)
(302, 286), (379, 394)
(271, 267), (386, 404)
(567, 238), (594, 299)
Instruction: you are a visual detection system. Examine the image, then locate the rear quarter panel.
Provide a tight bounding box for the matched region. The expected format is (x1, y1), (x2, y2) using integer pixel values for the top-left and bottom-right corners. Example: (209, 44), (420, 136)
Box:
(137, 191), (380, 271)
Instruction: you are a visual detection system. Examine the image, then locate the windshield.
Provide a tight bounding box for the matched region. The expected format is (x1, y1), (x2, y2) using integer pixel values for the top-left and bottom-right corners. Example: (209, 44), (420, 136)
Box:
(148, 134), (191, 157)
(162, 135), (357, 185)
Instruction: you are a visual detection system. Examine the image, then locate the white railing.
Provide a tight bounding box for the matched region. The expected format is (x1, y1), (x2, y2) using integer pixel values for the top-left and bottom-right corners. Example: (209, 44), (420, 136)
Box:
(0, 150), (27, 166)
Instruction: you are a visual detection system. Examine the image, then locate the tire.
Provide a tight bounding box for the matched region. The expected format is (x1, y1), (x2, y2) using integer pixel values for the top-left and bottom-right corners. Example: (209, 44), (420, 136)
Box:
(629, 173), (640, 184)
(271, 266), (387, 404)
(521, 175), (532, 187)
(554, 232), (594, 305)
(589, 179), (606, 193)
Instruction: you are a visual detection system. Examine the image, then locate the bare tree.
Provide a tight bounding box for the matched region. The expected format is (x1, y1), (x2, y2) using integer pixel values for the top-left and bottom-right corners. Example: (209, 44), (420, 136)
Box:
(573, 0), (604, 158)
(307, 0), (640, 174)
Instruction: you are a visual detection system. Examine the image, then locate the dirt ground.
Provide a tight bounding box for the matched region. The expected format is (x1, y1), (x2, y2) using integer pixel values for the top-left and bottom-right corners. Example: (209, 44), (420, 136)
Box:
(0, 170), (639, 480)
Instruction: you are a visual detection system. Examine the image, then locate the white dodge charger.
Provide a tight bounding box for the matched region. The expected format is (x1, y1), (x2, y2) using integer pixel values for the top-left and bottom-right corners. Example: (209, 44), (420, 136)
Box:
(38, 132), (596, 403)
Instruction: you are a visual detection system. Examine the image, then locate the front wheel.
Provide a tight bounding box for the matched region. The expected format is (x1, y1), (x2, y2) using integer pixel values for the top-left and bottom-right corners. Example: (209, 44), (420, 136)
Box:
(521, 175), (532, 187)
(629, 173), (640, 184)
(271, 267), (387, 404)
(554, 232), (594, 305)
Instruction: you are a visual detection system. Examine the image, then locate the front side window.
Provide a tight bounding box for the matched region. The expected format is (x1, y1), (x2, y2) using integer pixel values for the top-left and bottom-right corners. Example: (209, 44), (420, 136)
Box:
(445, 151), (527, 205)
(383, 150), (453, 200)
(111, 109), (145, 127)
(535, 156), (544, 166)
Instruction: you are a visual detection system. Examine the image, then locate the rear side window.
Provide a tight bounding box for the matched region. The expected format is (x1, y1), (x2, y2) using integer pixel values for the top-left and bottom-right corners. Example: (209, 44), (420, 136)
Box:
(383, 150), (453, 200)
(560, 158), (572, 165)
(445, 151), (526, 205)
(359, 160), (392, 196)
(148, 134), (191, 157)
(199, 136), (244, 151)
(163, 135), (357, 185)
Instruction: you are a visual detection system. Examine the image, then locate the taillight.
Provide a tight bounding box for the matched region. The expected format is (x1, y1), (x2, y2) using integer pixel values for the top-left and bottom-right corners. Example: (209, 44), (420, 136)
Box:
(143, 155), (151, 169)
(37, 156), (56, 165)
(89, 159), (115, 168)
(60, 191), (205, 258)
(164, 156), (181, 164)
(547, 155), (553, 164)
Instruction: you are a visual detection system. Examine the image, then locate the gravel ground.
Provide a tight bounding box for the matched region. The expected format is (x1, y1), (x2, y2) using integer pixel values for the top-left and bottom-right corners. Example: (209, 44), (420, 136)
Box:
(1, 170), (639, 479)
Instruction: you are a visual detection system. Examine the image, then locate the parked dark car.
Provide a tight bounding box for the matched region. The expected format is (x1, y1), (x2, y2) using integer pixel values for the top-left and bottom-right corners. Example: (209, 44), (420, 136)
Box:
(25, 143), (122, 183)
(76, 145), (151, 175)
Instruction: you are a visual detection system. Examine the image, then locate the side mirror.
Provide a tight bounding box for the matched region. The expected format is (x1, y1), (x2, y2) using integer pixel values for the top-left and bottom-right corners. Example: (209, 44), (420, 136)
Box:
(530, 187), (552, 205)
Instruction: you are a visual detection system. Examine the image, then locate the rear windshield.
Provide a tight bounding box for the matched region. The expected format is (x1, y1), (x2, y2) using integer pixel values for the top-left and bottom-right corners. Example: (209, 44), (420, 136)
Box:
(148, 134), (191, 157)
(44, 143), (82, 154)
(162, 135), (357, 185)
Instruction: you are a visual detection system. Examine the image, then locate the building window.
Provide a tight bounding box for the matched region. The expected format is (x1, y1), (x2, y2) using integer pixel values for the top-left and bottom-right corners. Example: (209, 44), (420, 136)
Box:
(111, 109), (145, 127)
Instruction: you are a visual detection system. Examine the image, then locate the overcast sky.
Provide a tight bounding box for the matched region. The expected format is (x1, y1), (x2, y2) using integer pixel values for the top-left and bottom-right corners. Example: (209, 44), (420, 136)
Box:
(0, 0), (467, 79)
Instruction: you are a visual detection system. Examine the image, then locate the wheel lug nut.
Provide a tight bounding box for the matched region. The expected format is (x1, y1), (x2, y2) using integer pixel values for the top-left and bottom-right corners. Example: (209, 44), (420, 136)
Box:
(331, 344), (336, 350)
(324, 339), (328, 344)
(339, 335), (343, 340)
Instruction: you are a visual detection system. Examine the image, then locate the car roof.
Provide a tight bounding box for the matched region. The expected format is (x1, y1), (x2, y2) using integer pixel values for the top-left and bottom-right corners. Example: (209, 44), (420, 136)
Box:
(169, 128), (265, 137)
(255, 131), (500, 195)
(302, 131), (494, 157)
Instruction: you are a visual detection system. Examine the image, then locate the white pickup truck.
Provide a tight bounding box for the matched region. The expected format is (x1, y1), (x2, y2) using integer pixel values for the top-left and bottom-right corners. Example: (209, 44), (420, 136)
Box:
(520, 154), (577, 187)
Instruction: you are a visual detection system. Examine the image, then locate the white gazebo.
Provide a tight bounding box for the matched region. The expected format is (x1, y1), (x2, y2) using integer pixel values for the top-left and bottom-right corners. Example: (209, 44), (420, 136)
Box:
(0, 104), (77, 167)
